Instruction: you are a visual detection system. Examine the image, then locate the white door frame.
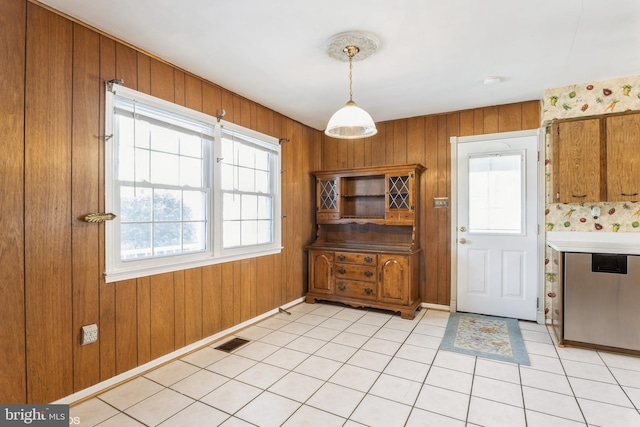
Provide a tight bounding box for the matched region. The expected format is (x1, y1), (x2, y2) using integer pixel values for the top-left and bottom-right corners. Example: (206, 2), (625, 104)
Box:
(450, 129), (546, 324)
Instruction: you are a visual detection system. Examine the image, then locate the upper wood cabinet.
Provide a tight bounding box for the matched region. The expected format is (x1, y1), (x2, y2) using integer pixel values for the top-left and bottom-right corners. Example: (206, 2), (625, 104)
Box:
(552, 118), (605, 203)
(606, 113), (640, 201)
(552, 111), (640, 203)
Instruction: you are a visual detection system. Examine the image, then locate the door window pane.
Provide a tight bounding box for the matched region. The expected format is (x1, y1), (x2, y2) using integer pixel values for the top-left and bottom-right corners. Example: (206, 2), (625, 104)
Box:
(468, 153), (523, 234)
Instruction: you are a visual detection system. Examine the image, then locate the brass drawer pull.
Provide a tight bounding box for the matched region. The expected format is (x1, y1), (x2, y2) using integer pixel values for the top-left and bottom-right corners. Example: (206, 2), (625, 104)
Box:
(364, 271), (374, 278)
(338, 284), (346, 291)
(337, 268), (346, 274)
(571, 194), (587, 198)
(337, 255), (346, 261)
(364, 256), (373, 263)
(621, 192), (639, 197)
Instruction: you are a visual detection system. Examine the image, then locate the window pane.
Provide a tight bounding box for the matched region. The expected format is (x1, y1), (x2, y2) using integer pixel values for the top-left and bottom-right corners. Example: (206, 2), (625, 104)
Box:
(150, 152), (179, 185)
(257, 196), (272, 219)
(183, 222), (206, 252)
(238, 167), (255, 192)
(118, 146), (135, 181)
(220, 164), (234, 190)
(238, 144), (254, 168)
(255, 170), (269, 193)
(223, 221), (241, 248)
(241, 194), (258, 219)
(180, 156), (202, 187)
(154, 189), (182, 221)
(255, 150), (269, 171)
(121, 223), (152, 259)
(241, 220), (258, 245)
(468, 154), (523, 233)
(151, 126), (180, 154)
(120, 186), (152, 222)
(154, 222), (181, 255)
(223, 193), (241, 220)
(134, 121), (151, 149)
(221, 138), (234, 164)
(180, 135), (202, 157)
(183, 191), (206, 221)
(257, 220), (271, 244)
(134, 148), (150, 183)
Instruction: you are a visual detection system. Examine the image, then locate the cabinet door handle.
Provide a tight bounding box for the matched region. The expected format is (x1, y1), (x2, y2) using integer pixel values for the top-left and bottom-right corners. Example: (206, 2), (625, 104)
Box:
(364, 271), (374, 278)
(337, 255), (346, 261)
(337, 268), (346, 274)
(621, 192), (639, 197)
(338, 284), (346, 291)
(364, 288), (373, 295)
(571, 194), (587, 198)
(364, 256), (373, 263)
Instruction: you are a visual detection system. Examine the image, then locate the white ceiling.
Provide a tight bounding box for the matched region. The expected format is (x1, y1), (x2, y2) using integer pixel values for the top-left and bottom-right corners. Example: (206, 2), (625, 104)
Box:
(40, 0), (640, 131)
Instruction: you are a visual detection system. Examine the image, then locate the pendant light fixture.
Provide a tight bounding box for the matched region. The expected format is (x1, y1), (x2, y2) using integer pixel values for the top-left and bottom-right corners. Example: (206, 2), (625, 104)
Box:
(325, 31), (379, 139)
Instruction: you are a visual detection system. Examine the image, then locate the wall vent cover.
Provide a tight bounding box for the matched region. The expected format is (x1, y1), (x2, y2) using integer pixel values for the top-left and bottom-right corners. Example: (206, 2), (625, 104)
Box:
(214, 337), (250, 353)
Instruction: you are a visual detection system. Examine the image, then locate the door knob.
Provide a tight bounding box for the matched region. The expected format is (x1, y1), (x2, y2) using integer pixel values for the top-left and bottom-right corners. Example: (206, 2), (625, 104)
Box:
(459, 238), (467, 244)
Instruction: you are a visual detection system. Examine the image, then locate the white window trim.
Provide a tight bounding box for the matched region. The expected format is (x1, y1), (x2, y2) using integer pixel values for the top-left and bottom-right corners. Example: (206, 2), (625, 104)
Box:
(104, 84), (282, 283)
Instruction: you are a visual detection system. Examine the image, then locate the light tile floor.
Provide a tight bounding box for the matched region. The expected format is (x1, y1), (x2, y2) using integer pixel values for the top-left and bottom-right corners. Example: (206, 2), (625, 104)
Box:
(71, 303), (640, 426)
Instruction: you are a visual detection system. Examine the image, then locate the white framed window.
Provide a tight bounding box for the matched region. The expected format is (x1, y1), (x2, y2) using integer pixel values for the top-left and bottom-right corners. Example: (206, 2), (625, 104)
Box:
(105, 84), (281, 282)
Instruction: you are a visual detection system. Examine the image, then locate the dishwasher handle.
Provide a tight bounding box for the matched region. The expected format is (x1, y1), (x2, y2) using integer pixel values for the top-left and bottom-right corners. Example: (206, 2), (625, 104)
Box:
(592, 253), (628, 275)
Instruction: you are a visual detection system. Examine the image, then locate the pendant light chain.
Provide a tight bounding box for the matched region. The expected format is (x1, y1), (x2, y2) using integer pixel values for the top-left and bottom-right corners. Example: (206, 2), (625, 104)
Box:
(349, 53), (353, 102)
(344, 45), (359, 102)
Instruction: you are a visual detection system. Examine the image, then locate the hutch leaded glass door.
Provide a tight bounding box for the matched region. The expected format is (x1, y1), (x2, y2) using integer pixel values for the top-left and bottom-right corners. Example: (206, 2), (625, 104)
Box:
(316, 177), (340, 222)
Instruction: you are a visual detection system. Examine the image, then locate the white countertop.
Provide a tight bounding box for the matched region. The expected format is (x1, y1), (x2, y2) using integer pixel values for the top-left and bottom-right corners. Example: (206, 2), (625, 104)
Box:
(547, 231), (640, 255)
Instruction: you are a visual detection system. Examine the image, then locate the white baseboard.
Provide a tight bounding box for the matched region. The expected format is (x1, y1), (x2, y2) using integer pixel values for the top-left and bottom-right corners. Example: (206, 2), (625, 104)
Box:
(54, 297), (305, 405)
(421, 302), (451, 312)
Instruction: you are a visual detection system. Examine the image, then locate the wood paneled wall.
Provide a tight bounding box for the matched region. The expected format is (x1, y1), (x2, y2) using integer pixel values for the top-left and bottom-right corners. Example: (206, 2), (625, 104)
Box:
(321, 102), (541, 306)
(1, 1), (319, 404)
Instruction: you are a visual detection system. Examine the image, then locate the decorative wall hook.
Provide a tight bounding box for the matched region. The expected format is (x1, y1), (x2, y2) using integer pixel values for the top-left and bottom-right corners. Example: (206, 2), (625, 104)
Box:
(84, 212), (117, 223)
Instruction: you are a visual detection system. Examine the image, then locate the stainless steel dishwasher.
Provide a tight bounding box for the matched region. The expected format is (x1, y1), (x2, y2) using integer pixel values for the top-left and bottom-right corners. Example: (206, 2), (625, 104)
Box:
(564, 252), (640, 351)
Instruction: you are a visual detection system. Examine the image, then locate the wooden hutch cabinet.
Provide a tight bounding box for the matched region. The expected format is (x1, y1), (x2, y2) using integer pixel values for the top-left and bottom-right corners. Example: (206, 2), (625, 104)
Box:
(306, 164), (425, 319)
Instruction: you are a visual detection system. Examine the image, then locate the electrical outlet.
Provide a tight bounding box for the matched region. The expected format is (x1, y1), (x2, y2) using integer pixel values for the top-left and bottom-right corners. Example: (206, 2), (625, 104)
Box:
(81, 324), (98, 345)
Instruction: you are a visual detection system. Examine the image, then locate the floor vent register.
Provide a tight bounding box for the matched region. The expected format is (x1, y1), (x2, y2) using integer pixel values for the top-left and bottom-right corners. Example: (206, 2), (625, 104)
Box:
(214, 337), (250, 353)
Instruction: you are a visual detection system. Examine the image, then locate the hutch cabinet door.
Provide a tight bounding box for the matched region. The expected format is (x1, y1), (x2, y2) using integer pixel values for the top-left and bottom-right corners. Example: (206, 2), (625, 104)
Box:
(378, 255), (409, 304)
(316, 178), (340, 222)
(606, 113), (640, 201)
(385, 171), (415, 223)
(308, 250), (334, 294)
(553, 118), (605, 203)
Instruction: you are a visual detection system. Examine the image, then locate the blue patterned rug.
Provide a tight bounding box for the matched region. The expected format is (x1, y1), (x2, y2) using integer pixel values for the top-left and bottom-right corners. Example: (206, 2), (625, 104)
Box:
(440, 312), (530, 365)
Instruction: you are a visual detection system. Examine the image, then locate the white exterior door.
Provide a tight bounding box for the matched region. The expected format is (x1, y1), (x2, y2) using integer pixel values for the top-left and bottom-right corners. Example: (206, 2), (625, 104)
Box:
(452, 131), (541, 321)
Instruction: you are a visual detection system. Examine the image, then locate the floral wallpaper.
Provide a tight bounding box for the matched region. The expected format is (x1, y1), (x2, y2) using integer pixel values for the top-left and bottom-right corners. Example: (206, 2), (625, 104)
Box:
(545, 201), (640, 233)
(542, 75), (640, 124)
(542, 75), (640, 322)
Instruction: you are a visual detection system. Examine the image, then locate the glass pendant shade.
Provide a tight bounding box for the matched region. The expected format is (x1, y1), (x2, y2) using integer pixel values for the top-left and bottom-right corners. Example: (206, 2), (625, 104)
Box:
(325, 100), (377, 139)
